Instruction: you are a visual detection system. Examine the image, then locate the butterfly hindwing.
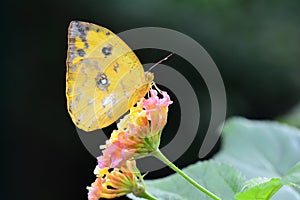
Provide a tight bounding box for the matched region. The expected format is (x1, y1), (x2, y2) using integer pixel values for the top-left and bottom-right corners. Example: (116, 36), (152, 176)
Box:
(66, 21), (153, 131)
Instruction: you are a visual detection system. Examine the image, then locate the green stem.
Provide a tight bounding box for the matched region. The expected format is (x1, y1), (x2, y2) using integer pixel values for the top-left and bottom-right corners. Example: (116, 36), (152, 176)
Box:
(152, 150), (221, 200)
(138, 190), (157, 200)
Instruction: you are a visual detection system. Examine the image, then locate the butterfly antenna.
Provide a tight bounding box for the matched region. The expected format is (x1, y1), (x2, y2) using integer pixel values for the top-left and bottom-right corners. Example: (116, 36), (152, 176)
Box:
(147, 53), (174, 72)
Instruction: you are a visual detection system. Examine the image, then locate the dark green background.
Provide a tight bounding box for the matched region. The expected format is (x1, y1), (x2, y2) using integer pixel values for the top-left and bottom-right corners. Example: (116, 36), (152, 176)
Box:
(2, 0), (300, 199)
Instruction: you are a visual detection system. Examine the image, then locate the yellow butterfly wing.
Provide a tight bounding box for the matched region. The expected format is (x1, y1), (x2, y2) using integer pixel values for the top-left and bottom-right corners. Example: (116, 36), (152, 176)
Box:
(66, 21), (154, 131)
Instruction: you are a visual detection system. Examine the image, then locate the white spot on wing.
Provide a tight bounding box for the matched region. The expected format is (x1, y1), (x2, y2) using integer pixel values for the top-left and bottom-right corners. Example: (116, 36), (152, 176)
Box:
(88, 98), (95, 105)
(107, 109), (112, 118)
(69, 54), (76, 64)
(75, 90), (83, 102)
(102, 93), (116, 108)
(71, 64), (77, 72)
(88, 118), (97, 129)
(70, 101), (75, 109)
(78, 114), (83, 122)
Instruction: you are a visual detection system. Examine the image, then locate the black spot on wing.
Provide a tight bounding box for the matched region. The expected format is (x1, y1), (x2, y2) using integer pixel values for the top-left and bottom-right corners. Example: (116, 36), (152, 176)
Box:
(77, 49), (86, 57)
(95, 72), (110, 91)
(72, 21), (88, 43)
(113, 64), (119, 72)
(102, 45), (112, 56)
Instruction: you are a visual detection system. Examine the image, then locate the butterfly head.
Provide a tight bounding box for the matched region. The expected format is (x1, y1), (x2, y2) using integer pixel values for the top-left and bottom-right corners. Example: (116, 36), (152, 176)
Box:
(145, 72), (154, 83)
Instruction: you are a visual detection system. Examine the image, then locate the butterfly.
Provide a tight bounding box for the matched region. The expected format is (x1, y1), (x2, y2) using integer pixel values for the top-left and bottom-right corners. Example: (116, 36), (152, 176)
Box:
(66, 21), (154, 131)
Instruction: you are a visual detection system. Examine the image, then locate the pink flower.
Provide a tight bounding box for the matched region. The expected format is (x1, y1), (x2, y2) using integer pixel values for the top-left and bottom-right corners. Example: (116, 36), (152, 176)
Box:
(97, 89), (172, 168)
(143, 90), (173, 134)
(87, 160), (145, 199)
(87, 178), (102, 200)
(97, 134), (135, 168)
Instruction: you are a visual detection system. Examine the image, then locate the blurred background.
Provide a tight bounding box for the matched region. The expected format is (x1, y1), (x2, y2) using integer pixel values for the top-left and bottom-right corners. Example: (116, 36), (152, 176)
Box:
(2, 0), (300, 199)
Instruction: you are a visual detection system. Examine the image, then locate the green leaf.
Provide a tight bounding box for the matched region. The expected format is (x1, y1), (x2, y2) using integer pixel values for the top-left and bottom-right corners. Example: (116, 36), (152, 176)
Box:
(235, 177), (282, 200)
(128, 161), (245, 200)
(234, 162), (300, 200)
(214, 117), (300, 199)
(278, 103), (300, 128)
(282, 161), (300, 188)
(129, 117), (300, 200)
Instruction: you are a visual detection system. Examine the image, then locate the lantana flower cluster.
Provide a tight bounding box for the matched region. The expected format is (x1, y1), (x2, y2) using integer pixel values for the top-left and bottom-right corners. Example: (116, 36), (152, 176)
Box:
(87, 160), (144, 200)
(87, 89), (173, 199)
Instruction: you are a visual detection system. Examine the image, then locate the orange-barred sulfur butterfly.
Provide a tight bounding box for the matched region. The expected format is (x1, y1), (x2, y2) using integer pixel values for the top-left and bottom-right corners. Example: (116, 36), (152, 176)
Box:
(66, 21), (154, 131)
